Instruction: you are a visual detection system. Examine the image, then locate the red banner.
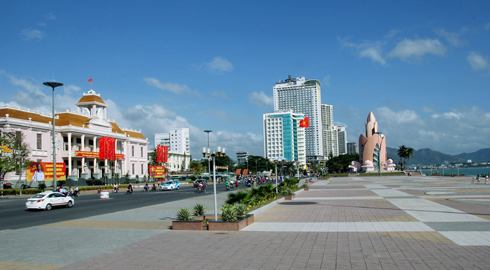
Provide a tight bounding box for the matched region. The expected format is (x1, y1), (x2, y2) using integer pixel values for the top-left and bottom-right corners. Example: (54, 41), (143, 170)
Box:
(163, 146), (168, 163)
(27, 162), (66, 182)
(156, 145), (168, 163)
(149, 166), (165, 178)
(99, 137), (116, 160)
(75, 151), (124, 160)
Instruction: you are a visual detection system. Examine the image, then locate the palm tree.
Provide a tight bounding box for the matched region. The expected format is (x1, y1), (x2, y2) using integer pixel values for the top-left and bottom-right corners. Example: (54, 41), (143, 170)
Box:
(397, 145), (414, 170)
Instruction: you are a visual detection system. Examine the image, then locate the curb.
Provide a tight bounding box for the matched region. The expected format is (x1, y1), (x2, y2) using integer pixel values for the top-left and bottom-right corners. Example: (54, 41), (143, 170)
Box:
(249, 197), (285, 216)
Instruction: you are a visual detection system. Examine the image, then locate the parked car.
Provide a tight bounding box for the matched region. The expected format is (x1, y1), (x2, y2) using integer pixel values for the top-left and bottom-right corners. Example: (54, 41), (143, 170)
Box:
(161, 180), (180, 191)
(193, 179), (207, 188)
(25, 191), (74, 211)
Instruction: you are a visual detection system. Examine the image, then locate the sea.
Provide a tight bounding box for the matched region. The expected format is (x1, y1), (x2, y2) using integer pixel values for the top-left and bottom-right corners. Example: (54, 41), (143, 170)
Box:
(420, 167), (490, 176)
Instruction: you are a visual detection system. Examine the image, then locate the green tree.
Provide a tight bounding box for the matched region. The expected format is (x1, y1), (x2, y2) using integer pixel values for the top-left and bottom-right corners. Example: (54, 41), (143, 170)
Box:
(325, 153), (359, 174)
(397, 145), (415, 170)
(0, 131), (30, 181)
(189, 160), (205, 175)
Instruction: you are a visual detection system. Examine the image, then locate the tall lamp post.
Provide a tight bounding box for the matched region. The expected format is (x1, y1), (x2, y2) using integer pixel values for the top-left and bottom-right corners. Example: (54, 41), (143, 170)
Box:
(202, 146), (225, 221)
(375, 132), (384, 177)
(269, 157), (285, 194)
(204, 130), (212, 175)
(43, 82), (63, 191)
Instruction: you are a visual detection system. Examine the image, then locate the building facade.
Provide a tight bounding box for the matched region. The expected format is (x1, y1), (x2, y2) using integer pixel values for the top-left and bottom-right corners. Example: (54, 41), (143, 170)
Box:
(236, 151), (249, 165)
(337, 126), (347, 155)
(0, 89), (148, 183)
(347, 142), (358, 154)
(155, 128), (189, 154)
(263, 111), (306, 167)
(166, 151), (191, 173)
(273, 76), (323, 160)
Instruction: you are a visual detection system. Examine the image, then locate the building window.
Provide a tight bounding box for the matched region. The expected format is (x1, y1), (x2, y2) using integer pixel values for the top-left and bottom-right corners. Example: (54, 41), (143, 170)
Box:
(141, 146), (143, 157)
(141, 164), (143, 174)
(132, 146), (134, 157)
(37, 134), (42, 150)
(132, 164), (135, 175)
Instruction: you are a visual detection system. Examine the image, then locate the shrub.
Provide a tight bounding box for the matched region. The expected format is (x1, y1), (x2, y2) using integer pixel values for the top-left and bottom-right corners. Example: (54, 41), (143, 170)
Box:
(220, 204), (237, 222)
(193, 203), (206, 217)
(301, 183), (308, 188)
(176, 208), (192, 221)
(38, 182), (47, 190)
(235, 203), (247, 216)
(280, 187), (293, 196)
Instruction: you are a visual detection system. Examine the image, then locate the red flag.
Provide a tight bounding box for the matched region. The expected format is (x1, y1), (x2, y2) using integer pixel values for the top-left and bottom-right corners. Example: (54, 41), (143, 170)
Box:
(99, 137), (106, 159)
(88, 78), (93, 82)
(300, 117), (309, 128)
(163, 146), (168, 163)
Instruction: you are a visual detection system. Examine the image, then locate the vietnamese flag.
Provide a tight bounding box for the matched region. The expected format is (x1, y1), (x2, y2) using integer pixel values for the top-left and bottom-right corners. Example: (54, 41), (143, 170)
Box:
(88, 78), (93, 82)
(300, 117), (309, 128)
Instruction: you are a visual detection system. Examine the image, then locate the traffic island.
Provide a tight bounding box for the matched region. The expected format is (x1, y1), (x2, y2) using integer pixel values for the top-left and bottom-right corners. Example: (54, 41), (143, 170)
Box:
(172, 220), (203, 230)
(278, 194), (295, 200)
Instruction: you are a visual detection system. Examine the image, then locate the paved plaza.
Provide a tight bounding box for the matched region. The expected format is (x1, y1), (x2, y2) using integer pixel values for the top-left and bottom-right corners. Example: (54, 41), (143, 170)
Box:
(2, 175), (490, 269)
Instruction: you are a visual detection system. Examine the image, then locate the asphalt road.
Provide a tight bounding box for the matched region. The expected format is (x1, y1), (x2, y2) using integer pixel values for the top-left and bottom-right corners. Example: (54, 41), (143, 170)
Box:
(0, 182), (248, 231)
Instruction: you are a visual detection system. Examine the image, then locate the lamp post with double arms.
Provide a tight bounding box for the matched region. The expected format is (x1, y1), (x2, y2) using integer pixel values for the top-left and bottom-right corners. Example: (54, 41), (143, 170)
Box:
(43, 82), (63, 191)
(204, 130), (212, 175)
(202, 146), (225, 221)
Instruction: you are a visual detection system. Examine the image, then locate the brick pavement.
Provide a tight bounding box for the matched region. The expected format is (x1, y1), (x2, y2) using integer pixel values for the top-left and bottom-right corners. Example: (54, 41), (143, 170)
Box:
(2, 175), (490, 269)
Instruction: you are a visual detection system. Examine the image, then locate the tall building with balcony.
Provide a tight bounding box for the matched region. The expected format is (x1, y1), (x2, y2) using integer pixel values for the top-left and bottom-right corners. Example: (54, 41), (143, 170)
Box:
(263, 111), (306, 167)
(273, 76), (323, 161)
(155, 128), (190, 154)
(236, 151), (249, 165)
(0, 89), (148, 184)
(337, 126), (347, 155)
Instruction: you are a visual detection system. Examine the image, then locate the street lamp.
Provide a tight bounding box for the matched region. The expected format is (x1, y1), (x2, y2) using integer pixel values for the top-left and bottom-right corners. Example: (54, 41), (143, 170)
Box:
(202, 146), (225, 221)
(269, 157), (285, 194)
(43, 82), (63, 191)
(204, 130), (212, 175)
(375, 132), (385, 177)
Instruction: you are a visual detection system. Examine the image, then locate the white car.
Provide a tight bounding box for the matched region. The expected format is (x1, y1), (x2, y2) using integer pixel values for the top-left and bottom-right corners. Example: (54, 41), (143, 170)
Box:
(25, 191), (75, 211)
(161, 180), (180, 191)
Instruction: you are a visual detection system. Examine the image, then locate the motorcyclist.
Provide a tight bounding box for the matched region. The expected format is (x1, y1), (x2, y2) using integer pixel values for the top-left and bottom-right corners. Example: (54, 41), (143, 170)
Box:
(128, 183), (133, 193)
(199, 182), (205, 192)
(113, 183), (118, 193)
(144, 183), (148, 192)
(152, 183), (156, 191)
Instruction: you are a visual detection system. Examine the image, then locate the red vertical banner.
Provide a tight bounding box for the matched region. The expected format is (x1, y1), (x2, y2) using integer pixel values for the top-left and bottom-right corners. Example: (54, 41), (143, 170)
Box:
(109, 137), (114, 160)
(99, 137), (105, 159)
(163, 146), (168, 163)
(156, 145), (161, 163)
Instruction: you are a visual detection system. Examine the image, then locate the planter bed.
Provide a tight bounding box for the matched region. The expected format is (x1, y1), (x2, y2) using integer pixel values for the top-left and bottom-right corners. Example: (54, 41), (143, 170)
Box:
(277, 194), (295, 200)
(208, 214), (254, 231)
(172, 220), (203, 230)
(172, 214), (254, 231)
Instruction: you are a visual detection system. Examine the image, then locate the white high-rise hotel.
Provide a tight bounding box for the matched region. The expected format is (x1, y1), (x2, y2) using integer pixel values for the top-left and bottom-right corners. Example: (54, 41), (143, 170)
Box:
(273, 76), (323, 160)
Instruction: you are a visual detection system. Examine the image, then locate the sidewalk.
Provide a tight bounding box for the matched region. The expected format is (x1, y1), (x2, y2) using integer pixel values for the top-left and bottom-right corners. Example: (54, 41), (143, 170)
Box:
(2, 175), (490, 269)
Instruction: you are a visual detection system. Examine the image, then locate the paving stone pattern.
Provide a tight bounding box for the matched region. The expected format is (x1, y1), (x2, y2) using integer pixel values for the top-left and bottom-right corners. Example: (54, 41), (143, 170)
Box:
(2, 175), (490, 269)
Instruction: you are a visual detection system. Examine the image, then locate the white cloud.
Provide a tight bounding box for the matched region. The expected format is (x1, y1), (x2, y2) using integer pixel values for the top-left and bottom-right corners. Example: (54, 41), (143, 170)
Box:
(421, 106), (435, 113)
(143, 77), (200, 96)
(370, 106), (490, 155)
(323, 75), (330, 87)
(466, 52), (489, 70)
(385, 29), (400, 39)
(202, 56), (234, 72)
(46, 13), (56, 20)
(249, 91), (273, 108)
(20, 29), (45, 40)
(485, 22), (490, 30)
(210, 91), (229, 99)
(387, 38), (446, 61)
(360, 47), (386, 65)
(436, 29), (466, 47)
(63, 85), (81, 95)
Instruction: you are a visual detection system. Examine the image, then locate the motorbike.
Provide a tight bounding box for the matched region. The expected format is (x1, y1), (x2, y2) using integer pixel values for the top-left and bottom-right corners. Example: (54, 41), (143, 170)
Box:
(225, 185), (230, 191)
(151, 185), (156, 191)
(195, 186), (205, 193)
(127, 187), (133, 194)
(246, 181), (251, 187)
(69, 190), (79, 197)
(113, 187), (118, 193)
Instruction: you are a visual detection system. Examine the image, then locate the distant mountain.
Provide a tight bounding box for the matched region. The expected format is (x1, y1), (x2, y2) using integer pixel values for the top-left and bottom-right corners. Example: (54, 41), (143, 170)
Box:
(384, 147), (490, 165)
(455, 148), (490, 163)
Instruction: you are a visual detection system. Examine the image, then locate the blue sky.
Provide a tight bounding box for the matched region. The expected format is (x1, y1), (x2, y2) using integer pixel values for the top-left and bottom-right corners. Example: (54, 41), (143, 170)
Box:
(1, 0), (489, 159)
